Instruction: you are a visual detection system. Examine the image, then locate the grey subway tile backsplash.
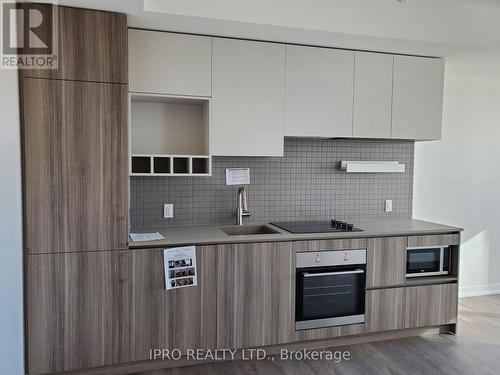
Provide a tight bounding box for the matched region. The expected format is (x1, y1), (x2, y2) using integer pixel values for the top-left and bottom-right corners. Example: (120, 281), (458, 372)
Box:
(130, 138), (414, 228)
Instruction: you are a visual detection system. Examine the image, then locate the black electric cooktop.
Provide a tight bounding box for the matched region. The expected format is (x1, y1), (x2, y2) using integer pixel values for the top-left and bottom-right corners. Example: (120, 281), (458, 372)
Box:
(271, 220), (362, 234)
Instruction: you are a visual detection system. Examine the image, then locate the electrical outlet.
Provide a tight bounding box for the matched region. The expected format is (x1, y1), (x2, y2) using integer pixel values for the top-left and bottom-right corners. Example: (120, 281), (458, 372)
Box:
(163, 204), (174, 218)
(385, 200), (393, 212)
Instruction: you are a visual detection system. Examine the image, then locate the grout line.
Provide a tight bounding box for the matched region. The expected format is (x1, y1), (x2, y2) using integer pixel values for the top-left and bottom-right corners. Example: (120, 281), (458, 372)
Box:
(390, 55), (395, 138)
(351, 52), (356, 137)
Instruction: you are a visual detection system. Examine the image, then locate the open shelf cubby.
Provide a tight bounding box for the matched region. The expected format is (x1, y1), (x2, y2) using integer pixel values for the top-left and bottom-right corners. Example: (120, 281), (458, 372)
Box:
(192, 157), (211, 174)
(129, 92), (212, 176)
(131, 156), (152, 174)
(130, 155), (211, 176)
(153, 156), (171, 174)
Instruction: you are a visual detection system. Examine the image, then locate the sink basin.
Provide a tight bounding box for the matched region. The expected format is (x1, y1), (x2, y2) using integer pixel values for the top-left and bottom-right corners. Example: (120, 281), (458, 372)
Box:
(220, 224), (281, 236)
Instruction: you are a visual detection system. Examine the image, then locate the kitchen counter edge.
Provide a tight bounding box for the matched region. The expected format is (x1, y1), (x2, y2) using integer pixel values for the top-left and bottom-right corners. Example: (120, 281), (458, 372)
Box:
(129, 219), (463, 249)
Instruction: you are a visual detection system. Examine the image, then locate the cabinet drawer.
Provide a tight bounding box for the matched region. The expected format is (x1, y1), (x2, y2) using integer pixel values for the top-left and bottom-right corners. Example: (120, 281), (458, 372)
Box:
(366, 284), (458, 332)
(408, 234), (460, 247)
(404, 284), (458, 328)
(365, 287), (406, 331)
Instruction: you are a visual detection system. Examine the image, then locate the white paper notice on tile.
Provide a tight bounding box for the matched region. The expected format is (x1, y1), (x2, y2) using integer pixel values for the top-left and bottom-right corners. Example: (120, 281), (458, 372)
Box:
(164, 246), (197, 290)
(225, 168), (250, 185)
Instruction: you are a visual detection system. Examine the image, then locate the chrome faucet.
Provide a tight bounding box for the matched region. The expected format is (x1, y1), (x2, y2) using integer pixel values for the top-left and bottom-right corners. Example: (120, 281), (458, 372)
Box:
(236, 186), (252, 225)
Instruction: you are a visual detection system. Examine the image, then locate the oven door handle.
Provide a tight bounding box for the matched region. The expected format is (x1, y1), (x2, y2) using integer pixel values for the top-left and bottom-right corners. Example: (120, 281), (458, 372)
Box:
(303, 269), (364, 277)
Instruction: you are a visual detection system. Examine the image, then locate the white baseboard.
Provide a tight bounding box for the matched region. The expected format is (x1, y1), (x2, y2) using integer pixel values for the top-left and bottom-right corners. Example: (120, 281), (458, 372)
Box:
(459, 283), (500, 298)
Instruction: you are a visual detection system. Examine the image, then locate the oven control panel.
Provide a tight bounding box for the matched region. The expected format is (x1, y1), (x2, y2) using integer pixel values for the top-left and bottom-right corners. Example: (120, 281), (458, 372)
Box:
(296, 249), (366, 268)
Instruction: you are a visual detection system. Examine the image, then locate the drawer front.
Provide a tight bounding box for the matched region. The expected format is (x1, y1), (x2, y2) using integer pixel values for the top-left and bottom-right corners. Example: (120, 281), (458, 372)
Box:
(366, 283), (458, 332)
(365, 288), (406, 331)
(404, 284), (458, 328)
(408, 233), (460, 247)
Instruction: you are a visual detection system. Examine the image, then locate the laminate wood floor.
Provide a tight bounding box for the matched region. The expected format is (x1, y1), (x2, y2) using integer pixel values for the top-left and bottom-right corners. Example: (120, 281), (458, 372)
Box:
(141, 295), (500, 375)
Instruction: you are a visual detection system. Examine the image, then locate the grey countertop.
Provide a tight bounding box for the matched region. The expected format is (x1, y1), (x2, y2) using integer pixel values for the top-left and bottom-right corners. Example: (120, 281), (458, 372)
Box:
(129, 219), (462, 249)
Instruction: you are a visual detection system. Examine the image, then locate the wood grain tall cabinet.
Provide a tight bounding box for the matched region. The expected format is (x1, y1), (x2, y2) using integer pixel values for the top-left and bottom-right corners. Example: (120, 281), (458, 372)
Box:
(19, 5), (129, 374)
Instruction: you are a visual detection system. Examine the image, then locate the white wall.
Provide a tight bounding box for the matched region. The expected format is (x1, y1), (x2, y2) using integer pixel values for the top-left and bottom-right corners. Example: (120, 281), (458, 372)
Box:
(414, 50), (500, 297)
(0, 68), (24, 374)
(142, 0), (500, 47)
(54, 0), (500, 57)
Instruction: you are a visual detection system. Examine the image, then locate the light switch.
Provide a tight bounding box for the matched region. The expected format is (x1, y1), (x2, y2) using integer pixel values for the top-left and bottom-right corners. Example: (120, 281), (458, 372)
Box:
(164, 204), (174, 218)
(385, 200), (393, 212)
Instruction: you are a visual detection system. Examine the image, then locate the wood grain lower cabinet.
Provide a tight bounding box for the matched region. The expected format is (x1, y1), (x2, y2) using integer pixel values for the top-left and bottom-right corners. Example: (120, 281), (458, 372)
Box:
(26, 251), (133, 374)
(26, 247), (217, 374)
(365, 288), (406, 331)
(216, 242), (295, 348)
(132, 246), (217, 358)
(366, 284), (458, 332)
(366, 237), (407, 288)
(22, 78), (128, 254)
(404, 283), (458, 328)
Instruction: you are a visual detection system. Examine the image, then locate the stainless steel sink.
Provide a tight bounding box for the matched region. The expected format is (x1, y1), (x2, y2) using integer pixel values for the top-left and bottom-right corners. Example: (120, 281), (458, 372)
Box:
(219, 224), (281, 236)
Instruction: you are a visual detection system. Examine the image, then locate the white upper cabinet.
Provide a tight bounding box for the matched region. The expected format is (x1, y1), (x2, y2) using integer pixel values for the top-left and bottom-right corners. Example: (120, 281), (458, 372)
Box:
(391, 56), (444, 140)
(128, 28), (445, 148)
(285, 45), (355, 137)
(353, 52), (394, 139)
(211, 38), (286, 156)
(128, 30), (211, 96)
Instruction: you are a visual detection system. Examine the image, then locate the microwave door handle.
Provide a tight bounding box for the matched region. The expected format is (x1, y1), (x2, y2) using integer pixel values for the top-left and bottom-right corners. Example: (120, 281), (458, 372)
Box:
(303, 269), (364, 278)
(440, 246), (447, 274)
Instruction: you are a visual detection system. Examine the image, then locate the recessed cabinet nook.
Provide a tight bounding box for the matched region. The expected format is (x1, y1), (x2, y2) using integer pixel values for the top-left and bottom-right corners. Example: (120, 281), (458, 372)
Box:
(20, 4), (456, 375)
(129, 93), (211, 176)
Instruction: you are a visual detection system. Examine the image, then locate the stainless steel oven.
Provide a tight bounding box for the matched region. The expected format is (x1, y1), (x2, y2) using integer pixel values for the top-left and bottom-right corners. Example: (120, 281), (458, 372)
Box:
(406, 246), (451, 277)
(295, 249), (366, 330)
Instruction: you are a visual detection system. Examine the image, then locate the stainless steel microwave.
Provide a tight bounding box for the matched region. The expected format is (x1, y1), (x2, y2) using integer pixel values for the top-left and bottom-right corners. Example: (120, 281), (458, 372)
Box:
(406, 246), (451, 277)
